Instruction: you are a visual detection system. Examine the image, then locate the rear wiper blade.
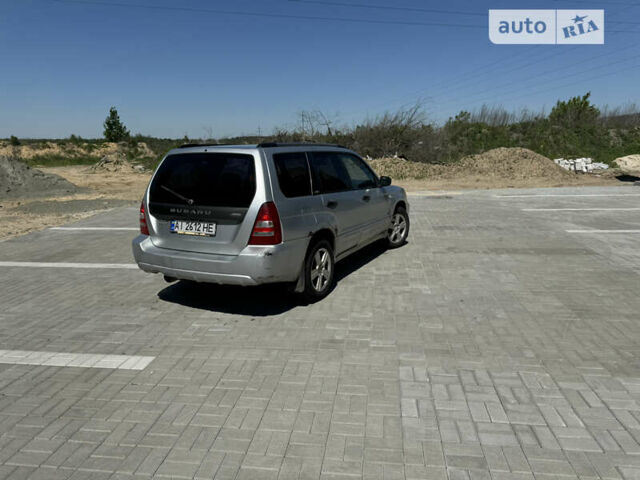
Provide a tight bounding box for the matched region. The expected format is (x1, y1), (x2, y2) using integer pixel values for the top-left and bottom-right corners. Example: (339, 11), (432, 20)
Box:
(160, 185), (194, 206)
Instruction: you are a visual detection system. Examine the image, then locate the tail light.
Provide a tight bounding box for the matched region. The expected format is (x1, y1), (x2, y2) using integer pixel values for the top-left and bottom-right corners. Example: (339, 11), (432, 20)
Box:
(139, 201), (150, 235)
(249, 202), (282, 245)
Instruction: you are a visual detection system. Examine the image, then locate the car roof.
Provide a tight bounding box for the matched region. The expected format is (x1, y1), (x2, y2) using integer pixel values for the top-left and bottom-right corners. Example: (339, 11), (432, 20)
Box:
(176, 144), (258, 150)
(168, 143), (356, 158)
(176, 142), (349, 150)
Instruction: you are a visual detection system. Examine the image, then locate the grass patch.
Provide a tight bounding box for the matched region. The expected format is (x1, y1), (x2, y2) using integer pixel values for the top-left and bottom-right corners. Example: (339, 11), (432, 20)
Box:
(24, 154), (101, 167)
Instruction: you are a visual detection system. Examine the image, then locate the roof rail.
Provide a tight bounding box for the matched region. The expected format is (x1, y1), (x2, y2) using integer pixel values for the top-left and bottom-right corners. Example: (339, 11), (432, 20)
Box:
(178, 143), (221, 148)
(256, 142), (348, 149)
(177, 142), (350, 149)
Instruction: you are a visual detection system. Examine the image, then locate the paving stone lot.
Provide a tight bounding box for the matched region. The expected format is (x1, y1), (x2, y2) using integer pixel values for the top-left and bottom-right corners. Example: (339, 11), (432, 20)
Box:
(0, 186), (639, 479)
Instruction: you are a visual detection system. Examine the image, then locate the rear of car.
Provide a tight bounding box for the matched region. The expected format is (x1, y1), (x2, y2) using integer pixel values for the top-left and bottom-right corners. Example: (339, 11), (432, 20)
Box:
(132, 146), (308, 285)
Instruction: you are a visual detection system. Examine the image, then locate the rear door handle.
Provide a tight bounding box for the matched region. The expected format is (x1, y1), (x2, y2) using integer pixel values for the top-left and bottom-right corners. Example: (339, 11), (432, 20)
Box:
(362, 195), (370, 202)
(326, 201), (338, 209)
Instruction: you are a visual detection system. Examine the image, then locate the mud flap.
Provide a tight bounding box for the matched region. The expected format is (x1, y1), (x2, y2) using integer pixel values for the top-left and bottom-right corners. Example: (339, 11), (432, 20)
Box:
(294, 264), (305, 293)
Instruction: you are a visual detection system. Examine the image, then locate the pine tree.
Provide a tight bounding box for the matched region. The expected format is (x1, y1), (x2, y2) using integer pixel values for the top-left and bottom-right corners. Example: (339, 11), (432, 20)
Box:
(103, 107), (130, 142)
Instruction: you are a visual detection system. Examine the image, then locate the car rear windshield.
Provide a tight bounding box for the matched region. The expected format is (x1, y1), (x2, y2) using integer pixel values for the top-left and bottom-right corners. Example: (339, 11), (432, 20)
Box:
(149, 153), (256, 208)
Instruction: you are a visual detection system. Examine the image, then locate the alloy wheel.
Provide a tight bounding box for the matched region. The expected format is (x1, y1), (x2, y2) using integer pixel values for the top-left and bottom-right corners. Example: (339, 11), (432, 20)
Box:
(310, 247), (332, 292)
(389, 213), (407, 244)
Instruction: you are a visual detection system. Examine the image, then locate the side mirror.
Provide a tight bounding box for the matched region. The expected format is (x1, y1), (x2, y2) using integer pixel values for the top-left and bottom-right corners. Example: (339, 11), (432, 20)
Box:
(379, 176), (392, 187)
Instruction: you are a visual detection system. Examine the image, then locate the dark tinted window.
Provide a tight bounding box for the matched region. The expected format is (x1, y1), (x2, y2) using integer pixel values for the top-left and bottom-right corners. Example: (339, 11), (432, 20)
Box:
(339, 154), (378, 189)
(149, 153), (255, 208)
(273, 152), (312, 198)
(309, 152), (351, 194)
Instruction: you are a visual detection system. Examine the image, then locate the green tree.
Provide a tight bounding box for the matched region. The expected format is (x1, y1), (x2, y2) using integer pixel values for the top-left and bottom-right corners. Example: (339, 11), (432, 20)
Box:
(9, 135), (20, 146)
(549, 92), (600, 128)
(103, 107), (130, 142)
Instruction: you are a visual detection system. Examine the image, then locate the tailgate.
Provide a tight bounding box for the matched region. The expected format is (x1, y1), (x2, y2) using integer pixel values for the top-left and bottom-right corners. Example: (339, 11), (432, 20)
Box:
(147, 151), (257, 255)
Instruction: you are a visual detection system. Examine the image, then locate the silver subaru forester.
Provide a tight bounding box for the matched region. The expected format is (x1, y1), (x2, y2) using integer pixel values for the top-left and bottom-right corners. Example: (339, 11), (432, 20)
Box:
(132, 143), (409, 301)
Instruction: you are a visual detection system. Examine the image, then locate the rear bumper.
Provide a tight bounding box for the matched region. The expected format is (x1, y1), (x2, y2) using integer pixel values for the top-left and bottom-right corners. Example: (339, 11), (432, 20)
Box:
(132, 235), (307, 286)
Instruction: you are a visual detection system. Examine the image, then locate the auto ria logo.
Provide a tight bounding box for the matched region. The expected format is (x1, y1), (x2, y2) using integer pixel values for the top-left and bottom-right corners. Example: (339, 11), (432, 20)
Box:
(489, 10), (604, 44)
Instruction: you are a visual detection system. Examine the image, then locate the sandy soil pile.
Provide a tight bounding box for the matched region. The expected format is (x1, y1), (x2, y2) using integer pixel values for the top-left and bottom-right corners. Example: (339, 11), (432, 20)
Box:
(459, 148), (572, 179)
(0, 141), (117, 160)
(0, 155), (80, 199)
(615, 154), (640, 172)
(134, 142), (155, 158)
(369, 148), (571, 181)
(367, 147), (625, 190)
(0, 141), (155, 162)
(44, 166), (151, 201)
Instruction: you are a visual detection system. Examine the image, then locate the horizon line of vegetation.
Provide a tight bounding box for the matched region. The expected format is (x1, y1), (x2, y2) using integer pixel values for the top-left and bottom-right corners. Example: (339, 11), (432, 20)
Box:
(5, 93), (640, 167)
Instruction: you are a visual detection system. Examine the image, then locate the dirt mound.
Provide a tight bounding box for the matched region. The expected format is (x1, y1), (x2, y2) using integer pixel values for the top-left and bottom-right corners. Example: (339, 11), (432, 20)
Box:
(0, 141), (120, 160)
(0, 156), (80, 199)
(369, 147), (570, 181)
(614, 154), (640, 172)
(133, 142), (155, 158)
(459, 147), (571, 179)
(0, 141), (155, 166)
(89, 152), (144, 173)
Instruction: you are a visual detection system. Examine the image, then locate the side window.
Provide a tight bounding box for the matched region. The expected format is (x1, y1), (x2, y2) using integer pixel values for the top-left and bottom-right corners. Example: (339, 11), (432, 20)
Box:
(273, 152), (312, 198)
(309, 152), (352, 194)
(338, 154), (378, 190)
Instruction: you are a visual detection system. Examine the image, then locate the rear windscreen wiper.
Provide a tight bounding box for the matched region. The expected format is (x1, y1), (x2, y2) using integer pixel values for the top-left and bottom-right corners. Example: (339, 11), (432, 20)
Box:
(160, 185), (195, 206)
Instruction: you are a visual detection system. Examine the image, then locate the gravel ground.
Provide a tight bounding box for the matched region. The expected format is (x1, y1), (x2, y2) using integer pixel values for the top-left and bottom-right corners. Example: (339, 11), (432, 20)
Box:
(0, 165), (151, 240)
(0, 156), (81, 200)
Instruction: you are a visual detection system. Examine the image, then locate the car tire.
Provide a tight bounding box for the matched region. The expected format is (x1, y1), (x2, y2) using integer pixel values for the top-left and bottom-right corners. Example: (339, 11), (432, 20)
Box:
(302, 239), (335, 302)
(387, 206), (409, 249)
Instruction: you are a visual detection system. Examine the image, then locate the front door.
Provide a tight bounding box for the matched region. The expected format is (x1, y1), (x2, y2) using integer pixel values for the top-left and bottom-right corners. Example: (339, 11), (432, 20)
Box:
(334, 152), (388, 243)
(308, 151), (367, 256)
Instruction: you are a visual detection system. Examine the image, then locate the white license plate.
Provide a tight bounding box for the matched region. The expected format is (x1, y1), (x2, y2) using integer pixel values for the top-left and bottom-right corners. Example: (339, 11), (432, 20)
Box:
(170, 220), (216, 236)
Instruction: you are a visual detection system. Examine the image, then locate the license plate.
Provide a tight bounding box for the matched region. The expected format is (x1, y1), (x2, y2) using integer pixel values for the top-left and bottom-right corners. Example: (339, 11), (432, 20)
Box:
(170, 220), (216, 236)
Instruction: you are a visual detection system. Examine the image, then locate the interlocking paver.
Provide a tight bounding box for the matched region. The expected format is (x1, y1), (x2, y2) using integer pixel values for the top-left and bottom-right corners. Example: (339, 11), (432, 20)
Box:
(1, 187), (640, 478)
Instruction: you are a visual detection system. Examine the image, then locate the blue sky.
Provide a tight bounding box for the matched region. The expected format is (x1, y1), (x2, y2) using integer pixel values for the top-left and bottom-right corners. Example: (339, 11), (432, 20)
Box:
(1, 0), (639, 139)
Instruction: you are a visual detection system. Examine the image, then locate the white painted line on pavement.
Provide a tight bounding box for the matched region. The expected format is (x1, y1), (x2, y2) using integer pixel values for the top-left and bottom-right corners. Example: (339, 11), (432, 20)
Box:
(0, 349), (154, 370)
(50, 227), (138, 231)
(566, 230), (640, 234)
(523, 208), (640, 212)
(496, 193), (640, 198)
(0, 261), (138, 269)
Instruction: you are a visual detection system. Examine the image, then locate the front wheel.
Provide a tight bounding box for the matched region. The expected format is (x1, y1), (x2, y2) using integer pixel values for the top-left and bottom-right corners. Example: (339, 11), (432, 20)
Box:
(302, 240), (335, 302)
(387, 207), (409, 248)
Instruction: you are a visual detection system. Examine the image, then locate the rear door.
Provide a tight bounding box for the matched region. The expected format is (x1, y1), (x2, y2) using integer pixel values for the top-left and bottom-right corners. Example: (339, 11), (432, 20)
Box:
(271, 151), (322, 242)
(308, 151), (366, 256)
(147, 152), (258, 255)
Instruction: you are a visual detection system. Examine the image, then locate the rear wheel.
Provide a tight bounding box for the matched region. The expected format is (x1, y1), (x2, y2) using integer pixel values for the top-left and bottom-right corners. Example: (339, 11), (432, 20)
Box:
(302, 240), (335, 302)
(387, 206), (409, 248)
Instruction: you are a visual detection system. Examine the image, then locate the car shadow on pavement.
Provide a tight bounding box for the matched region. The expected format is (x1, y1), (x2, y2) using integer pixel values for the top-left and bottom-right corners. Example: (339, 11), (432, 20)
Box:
(156, 241), (391, 316)
(334, 240), (388, 282)
(157, 281), (299, 316)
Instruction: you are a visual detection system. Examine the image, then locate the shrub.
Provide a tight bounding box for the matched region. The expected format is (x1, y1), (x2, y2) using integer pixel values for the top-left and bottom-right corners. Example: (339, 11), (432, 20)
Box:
(69, 134), (83, 144)
(10, 135), (20, 146)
